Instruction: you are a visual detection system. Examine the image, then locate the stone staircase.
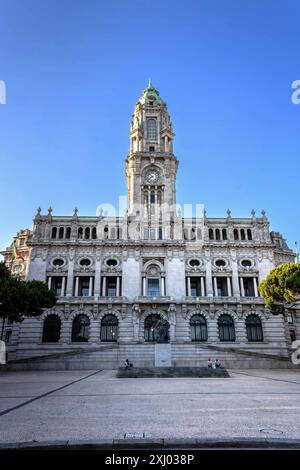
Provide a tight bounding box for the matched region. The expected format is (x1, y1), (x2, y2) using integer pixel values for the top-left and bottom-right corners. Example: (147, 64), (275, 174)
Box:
(1, 342), (298, 371)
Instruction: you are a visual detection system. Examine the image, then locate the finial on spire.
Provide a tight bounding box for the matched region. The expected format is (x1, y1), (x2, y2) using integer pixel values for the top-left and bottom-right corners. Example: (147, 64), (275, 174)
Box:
(148, 78), (152, 88)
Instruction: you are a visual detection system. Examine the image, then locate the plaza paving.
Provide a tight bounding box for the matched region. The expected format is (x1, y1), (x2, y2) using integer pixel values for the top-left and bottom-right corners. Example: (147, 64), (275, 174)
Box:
(0, 369), (300, 445)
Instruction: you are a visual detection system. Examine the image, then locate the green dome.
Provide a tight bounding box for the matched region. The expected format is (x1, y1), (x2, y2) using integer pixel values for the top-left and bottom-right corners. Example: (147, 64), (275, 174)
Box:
(138, 79), (164, 105)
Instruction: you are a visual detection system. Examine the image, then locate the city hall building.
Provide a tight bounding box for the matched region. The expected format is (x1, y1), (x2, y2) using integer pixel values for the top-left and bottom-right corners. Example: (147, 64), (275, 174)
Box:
(1, 82), (299, 369)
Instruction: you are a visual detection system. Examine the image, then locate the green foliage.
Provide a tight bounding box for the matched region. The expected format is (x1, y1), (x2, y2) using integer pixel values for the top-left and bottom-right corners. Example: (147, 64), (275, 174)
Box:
(0, 261), (56, 324)
(259, 263), (300, 314)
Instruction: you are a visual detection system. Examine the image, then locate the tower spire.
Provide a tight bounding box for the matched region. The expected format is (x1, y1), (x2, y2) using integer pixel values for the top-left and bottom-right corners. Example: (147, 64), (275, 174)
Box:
(148, 78), (152, 88)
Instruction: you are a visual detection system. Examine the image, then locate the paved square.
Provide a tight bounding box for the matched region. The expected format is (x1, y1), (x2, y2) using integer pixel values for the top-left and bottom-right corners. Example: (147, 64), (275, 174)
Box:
(0, 369), (300, 444)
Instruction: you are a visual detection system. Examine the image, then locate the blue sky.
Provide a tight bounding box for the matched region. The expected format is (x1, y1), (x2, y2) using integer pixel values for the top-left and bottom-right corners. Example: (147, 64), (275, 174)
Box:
(0, 0), (299, 254)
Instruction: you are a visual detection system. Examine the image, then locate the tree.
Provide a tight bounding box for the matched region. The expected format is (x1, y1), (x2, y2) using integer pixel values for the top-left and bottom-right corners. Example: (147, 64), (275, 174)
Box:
(259, 263), (300, 314)
(0, 261), (56, 340)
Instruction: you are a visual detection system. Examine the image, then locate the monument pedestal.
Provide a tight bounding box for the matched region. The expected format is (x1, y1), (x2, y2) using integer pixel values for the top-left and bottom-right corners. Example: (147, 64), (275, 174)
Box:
(155, 343), (172, 367)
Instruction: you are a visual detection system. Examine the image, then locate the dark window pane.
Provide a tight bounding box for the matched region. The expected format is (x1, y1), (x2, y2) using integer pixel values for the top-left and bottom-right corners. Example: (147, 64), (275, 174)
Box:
(246, 315), (263, 342)
(218, 314), (235, 342)
(190, 315), (207, 341)
(101, 315), (118, 342)
(72, 315), (90, 342)
(147, 278), (160, 296)
(42, 315), (61, 343)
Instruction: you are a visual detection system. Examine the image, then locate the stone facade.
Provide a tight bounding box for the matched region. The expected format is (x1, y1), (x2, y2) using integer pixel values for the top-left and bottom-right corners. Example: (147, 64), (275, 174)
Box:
(1, 81), (298, 368)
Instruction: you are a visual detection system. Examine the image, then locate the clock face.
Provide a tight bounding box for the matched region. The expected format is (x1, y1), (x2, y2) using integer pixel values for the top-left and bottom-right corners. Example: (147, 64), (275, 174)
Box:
(145, 169), (160, 184)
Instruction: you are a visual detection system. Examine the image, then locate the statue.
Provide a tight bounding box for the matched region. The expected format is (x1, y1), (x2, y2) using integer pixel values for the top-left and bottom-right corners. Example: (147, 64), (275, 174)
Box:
(154, 317), (170, 343)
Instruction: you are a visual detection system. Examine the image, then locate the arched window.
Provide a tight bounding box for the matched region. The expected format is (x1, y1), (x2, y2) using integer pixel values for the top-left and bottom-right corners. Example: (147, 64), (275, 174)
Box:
(190, 314), (207, 342)
(66, 227), (71, 239)
(218, 314), (235, 342)
(84, 227), (90, 239)
(146, 265), (161, 296)
(117, 228), (122, 239)
(147, 119), (157, 139)
(78, 227), (83, 239)
(42, 315), (61, 343)
(58, 227), (64, 239)
(51, 227), (57, 239)
(117, 227), (122, 240)
(144, 314), (161, 342)
(247, 229), (253, 241)
(241, 229), (246, 241)
(209, 228), (214, 240)
(92, 227), (97, 239)
(246, 315), (263, 342)
(222, 229), (227, 240)
(104, 225), (109, 239)
(215, 229), (220, 240)
(234, 229), (239, 240)
(100, 315), (118, 342)
(71, 314), (90, 342)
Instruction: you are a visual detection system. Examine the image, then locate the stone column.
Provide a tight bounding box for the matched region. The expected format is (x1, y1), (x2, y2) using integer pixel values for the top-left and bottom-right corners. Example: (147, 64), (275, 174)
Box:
(231, 260), (240, 297)
(187, 277), (191, 296)
(240, 277), (245, 297)
(74, 276), (79, 297)
(213, 277), (218, 297)
(66, 260), (74, 297)
(88, 276), (93, 297)
(94, 260), (101, 299)
(143, 277), (146, 296)
(205, 262), (213, 297)
(200, 277), (205, 296)
(61, 276), (66, 297)
(116, 276), (120, 297)
(102, 276), (106, 296)
(47, 276), (52, 289)
(253, 277), (259, 297)
(227, 277), (232, 297)
(161, 277), (165, 296)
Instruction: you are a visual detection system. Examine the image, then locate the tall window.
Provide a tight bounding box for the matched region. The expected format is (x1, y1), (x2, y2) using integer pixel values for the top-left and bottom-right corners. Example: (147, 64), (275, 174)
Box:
(218, 314), (235, 342)
(190, 314), (207, 341)
(147, 119), (157, 139)
(52, 277), (63, 297)
(144, 314), (161, 342)
(42, 315), (61, 343)
(147, 278), (160, 296)
(101, 315), (118, 342)
(72, 314), (90, 342)
(58, 227), (64, 239)
(190, 278), (201, 296)
(106, 277), (117, 296)
(78, 278), (90, 296)
(246, 315), (263, 342)
(66, 227), (71, 239)
(243, 278), (255, 297)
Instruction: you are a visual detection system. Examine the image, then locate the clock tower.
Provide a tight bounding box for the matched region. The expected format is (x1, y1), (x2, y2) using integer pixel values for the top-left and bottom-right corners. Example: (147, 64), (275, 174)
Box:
(125, 81), (179, 238)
